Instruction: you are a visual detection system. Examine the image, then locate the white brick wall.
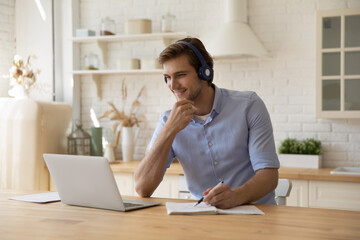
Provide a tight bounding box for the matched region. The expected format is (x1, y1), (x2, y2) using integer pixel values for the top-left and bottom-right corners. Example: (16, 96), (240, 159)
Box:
(78, 0), (360, 167)
(0, 0), (15, 97)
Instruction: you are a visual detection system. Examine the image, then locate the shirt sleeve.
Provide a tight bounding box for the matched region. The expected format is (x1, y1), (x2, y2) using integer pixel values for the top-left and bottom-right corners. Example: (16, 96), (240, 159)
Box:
(247, 93), (280, 171)
(147, 111), (176, 170)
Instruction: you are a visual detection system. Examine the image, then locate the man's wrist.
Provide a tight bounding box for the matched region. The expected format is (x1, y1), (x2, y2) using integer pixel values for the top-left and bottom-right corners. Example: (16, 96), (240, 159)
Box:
(163, 122), (180, 139)
(233, 187), (248, 206)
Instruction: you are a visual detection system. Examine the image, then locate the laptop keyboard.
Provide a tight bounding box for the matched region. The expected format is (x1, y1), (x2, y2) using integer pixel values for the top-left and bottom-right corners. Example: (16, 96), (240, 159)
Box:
(124, 202), (144, 208)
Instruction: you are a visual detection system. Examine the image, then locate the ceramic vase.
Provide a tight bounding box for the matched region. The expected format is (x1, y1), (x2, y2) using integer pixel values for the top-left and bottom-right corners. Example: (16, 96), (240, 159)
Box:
(104, 143), (116, 163)
(121, 127), (139, 162)
(8, 85), (29, 99)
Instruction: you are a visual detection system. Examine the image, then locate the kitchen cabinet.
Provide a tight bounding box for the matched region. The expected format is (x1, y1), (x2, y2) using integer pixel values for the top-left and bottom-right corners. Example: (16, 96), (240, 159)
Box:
(111, 162), (360, 211)
(114, 173), (181, 199)
(114, 173), (360, 211)
(287, 179), (360, 211)
(152, 175), (180, 198)
(286, 179), (309, 207)
(72, 32), (186, 99)
(309, 180), (360, 211)
(114, 173), (134, 196)
(316, 8), (360, 118)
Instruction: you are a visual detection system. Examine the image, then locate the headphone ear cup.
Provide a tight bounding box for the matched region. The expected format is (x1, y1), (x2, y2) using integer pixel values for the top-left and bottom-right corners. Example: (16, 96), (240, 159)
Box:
(198, 66), (213, 81)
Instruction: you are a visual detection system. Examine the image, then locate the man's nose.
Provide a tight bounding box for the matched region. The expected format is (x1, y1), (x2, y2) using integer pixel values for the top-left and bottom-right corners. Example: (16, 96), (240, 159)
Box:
(169, 78), (179, 90)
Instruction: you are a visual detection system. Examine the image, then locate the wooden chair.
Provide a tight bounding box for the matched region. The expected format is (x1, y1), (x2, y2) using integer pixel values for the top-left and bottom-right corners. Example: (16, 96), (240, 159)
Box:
(275, 179), (292, 205)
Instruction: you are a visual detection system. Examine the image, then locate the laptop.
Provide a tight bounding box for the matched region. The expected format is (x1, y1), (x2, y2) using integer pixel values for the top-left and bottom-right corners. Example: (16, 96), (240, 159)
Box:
(43, 154), (161, 211)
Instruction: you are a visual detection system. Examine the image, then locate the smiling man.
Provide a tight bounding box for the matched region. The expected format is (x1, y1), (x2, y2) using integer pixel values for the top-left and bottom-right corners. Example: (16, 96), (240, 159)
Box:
(134, 37), (280, 209)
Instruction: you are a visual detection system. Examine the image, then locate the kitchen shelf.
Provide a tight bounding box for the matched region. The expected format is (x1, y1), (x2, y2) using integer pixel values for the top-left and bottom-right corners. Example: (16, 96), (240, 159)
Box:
(73, 69), (163, 75)
(72, 31), (186, 100)
(73, 32), (187, 68)
(73, 69), (163, 99)
(72, 32), (187, 44)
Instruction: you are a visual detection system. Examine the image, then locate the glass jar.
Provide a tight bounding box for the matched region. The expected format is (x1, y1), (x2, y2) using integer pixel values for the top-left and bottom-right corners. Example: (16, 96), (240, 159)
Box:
(84, 52), (99, 70)
(161, 13), (176, 32)
(100, 17), (116, 36)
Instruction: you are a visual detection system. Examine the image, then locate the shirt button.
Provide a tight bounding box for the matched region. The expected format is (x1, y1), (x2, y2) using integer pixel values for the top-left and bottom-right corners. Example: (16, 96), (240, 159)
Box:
(208, 141), (213, 147)
(214, 161), (218, 165)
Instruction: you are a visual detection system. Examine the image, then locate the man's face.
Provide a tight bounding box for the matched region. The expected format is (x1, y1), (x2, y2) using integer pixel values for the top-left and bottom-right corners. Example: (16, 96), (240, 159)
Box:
(163, 55), (203, 101)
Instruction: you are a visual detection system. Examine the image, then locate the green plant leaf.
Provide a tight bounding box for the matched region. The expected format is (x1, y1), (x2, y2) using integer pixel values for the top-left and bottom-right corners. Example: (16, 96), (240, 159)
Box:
(279, 137), (322, 155)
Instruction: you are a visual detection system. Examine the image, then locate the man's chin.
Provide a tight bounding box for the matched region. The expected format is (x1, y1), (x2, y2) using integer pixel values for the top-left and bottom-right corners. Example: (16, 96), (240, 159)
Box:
(174, 94), (187, 101)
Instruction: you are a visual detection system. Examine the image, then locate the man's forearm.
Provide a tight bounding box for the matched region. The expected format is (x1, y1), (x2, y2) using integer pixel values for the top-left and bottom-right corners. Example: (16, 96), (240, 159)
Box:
(234, 168), (278, 205)
(134, 100), (195, 197)
(134, 124), (177, 197)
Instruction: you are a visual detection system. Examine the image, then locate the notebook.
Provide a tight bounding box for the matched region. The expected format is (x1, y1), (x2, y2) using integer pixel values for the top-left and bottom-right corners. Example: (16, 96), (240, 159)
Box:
(165, 202), (264, 215)
(43, 154), (160, 212)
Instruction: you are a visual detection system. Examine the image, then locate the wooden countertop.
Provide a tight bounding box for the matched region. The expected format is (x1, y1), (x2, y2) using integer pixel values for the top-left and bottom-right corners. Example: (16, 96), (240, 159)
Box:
(110, 161), (360, 183)
(2, 190), (360, 240)
(110, 160), (184, 175)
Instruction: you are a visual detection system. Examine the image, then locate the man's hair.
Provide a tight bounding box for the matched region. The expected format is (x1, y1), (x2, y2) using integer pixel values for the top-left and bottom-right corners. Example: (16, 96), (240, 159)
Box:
(158, 37), (214, 84)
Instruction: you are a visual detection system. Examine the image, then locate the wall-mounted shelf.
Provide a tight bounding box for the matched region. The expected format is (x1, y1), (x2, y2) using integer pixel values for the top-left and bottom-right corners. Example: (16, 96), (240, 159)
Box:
(73, 69), (163, 75)
(72, 31), (186, 100)
(72, 32), (187, 44)
(73, 69), (163, 99)
(73, 32), (186, 68)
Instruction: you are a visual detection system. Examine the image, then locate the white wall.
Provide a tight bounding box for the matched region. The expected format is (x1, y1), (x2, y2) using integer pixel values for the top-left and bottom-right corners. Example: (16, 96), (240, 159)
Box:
(0, 0), (15, 97)
(76, 0), (360, 167)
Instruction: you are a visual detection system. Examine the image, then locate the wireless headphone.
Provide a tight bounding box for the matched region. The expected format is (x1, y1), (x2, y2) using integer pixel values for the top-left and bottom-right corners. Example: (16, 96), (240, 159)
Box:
(164, 41), (213, 83)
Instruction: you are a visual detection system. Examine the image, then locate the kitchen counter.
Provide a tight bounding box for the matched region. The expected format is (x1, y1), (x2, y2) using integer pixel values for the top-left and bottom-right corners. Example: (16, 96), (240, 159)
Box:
(110, 161), (360, 183)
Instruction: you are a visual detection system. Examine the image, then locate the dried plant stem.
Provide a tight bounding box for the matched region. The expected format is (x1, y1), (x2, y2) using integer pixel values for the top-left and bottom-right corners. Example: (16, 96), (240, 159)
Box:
(115, 129), (121, 145)
(121, 80), (127, 112)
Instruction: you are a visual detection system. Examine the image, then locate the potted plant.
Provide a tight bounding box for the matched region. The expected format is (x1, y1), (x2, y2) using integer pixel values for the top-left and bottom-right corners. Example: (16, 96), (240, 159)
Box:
(278, 138), (322, 168)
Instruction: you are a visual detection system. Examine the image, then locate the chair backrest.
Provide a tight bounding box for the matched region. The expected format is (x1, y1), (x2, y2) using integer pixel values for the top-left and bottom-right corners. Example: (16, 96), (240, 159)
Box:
(275, 179), (292, 205)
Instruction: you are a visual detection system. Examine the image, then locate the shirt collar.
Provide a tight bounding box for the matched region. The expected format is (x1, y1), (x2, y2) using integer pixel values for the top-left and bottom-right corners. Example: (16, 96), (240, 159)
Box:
(211, 84), (222, 115)
(191, 84), (222, 125)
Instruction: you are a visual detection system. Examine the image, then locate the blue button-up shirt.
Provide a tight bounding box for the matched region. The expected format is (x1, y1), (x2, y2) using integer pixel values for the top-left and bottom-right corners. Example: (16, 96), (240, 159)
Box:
(149, 85), (279, 204)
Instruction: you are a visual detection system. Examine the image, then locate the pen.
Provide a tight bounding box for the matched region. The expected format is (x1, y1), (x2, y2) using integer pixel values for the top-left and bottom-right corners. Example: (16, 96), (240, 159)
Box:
(194, 180), (224, 206)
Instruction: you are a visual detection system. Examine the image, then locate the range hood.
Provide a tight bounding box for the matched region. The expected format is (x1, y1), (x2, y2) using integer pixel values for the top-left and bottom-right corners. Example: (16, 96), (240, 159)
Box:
(205, 0), (269, 59)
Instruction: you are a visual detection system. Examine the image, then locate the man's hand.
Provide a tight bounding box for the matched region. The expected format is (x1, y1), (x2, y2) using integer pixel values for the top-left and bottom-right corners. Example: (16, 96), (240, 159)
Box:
(203, 169), (278, 209)
(166, 100), (194, 133)
(202, 184), (239, 209)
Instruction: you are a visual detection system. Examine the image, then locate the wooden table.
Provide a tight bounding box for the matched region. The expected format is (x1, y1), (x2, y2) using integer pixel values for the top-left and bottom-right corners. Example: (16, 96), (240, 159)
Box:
(1, 190), (360, 240)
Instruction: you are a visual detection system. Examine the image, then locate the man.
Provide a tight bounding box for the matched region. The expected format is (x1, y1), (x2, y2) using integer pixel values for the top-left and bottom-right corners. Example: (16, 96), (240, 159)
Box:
(134, 37), (279, 209)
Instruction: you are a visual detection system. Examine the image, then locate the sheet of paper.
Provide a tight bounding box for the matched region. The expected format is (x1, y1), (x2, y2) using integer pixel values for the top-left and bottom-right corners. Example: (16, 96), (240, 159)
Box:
(9, 192), (60, 203)
(217, 205), (264, 215)
(165, 202), (264, 215)
(166, 202), (217, 215)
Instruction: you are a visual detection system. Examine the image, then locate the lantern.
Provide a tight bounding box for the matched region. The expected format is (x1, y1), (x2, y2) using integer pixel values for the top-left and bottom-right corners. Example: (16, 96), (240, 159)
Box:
(67, 124), (91, 155)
